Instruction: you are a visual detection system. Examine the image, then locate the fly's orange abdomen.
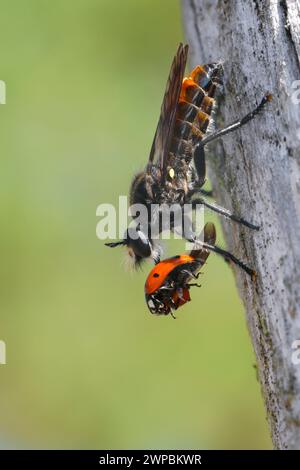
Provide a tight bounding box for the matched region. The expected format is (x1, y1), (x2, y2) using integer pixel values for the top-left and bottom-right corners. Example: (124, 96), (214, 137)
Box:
(171, 63), (223, 157)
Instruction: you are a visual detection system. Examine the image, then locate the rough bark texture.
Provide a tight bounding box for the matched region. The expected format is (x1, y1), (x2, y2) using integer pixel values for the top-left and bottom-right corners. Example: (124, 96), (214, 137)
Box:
(182, 0), (300, 450)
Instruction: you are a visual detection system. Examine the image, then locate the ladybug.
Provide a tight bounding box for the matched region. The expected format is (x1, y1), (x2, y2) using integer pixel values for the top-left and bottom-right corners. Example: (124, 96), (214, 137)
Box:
(145, 222), (255, 317)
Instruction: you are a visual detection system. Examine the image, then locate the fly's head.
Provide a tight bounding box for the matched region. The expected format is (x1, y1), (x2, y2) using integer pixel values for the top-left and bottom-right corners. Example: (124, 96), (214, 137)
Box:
(105, 226), (161, 270)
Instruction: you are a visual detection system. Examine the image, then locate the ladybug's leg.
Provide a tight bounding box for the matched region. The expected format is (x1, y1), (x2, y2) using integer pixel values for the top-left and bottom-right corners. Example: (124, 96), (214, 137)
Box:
(193, 271), (201, 279)
(196, 94), (272, 149)
(180, 270), (201, 280)
(191, 197), (259, 230)
(178, 270), (202, 289)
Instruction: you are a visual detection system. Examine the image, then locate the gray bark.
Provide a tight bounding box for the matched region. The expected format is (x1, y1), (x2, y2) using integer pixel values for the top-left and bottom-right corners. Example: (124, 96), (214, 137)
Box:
(181, 0), (300, 450)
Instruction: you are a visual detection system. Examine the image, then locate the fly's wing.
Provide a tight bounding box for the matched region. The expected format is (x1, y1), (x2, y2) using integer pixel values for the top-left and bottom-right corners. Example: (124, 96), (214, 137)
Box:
(190, 222), (216, 264)
(147, 43), (189, 179)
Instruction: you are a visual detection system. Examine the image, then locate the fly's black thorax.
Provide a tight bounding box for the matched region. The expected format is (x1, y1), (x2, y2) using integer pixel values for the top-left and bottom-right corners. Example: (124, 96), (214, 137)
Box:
(161, 154), (193, 205)
(130, 158), (192, 209)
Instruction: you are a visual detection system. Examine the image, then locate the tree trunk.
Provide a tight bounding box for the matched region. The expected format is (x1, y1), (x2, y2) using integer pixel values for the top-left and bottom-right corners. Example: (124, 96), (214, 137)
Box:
(181, 0), (300, 450)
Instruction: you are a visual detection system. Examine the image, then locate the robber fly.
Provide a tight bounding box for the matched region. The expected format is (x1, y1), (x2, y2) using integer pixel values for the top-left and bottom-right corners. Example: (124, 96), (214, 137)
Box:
(105, 43), (271, 267)
(145, 222), (255, 318)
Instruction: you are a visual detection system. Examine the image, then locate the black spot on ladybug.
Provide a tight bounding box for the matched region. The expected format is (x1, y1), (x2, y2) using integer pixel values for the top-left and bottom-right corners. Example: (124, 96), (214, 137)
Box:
(153, 273), (160, 278)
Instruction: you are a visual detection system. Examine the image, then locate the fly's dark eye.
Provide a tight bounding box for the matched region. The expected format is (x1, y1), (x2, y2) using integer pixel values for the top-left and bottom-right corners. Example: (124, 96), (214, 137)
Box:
(153, 273), (159, 278)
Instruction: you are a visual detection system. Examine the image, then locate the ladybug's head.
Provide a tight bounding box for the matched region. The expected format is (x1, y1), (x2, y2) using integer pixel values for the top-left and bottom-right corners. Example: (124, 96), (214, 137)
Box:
(145, 286), (190, 317)
(105, 226), (161, 269)
(145, 291), (172, 315)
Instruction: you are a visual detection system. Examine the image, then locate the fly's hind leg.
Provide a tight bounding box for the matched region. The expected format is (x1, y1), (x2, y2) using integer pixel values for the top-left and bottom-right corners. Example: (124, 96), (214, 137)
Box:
(197, 94), (272, 149)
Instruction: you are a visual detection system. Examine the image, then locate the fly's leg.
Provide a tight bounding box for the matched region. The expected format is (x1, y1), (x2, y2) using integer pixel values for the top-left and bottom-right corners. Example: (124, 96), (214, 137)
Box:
(187, 283), (201, 288)
(105, 241), (125, 248)
(189, 143), (213, 198)
(171, 210), (197, 242)
(192, 197), (259, 230)
(187, 185), (214, 200)
(186, 237), (256, 279)
(189, 184), (214, 200)
(193, 143), (206, 188)
(196, 94), (272, 149)
(204, 242), (255, 279)
(185, 94), (269, 235)
(199, 189), (214, 198)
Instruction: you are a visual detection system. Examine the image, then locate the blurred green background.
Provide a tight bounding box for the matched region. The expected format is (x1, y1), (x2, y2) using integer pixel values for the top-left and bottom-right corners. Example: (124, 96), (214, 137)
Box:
(0, 0), (271, 449)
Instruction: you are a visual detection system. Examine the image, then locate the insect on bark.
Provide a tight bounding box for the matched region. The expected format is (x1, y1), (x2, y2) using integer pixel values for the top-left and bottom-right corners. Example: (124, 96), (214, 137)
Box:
(105, 44), (271, 273)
